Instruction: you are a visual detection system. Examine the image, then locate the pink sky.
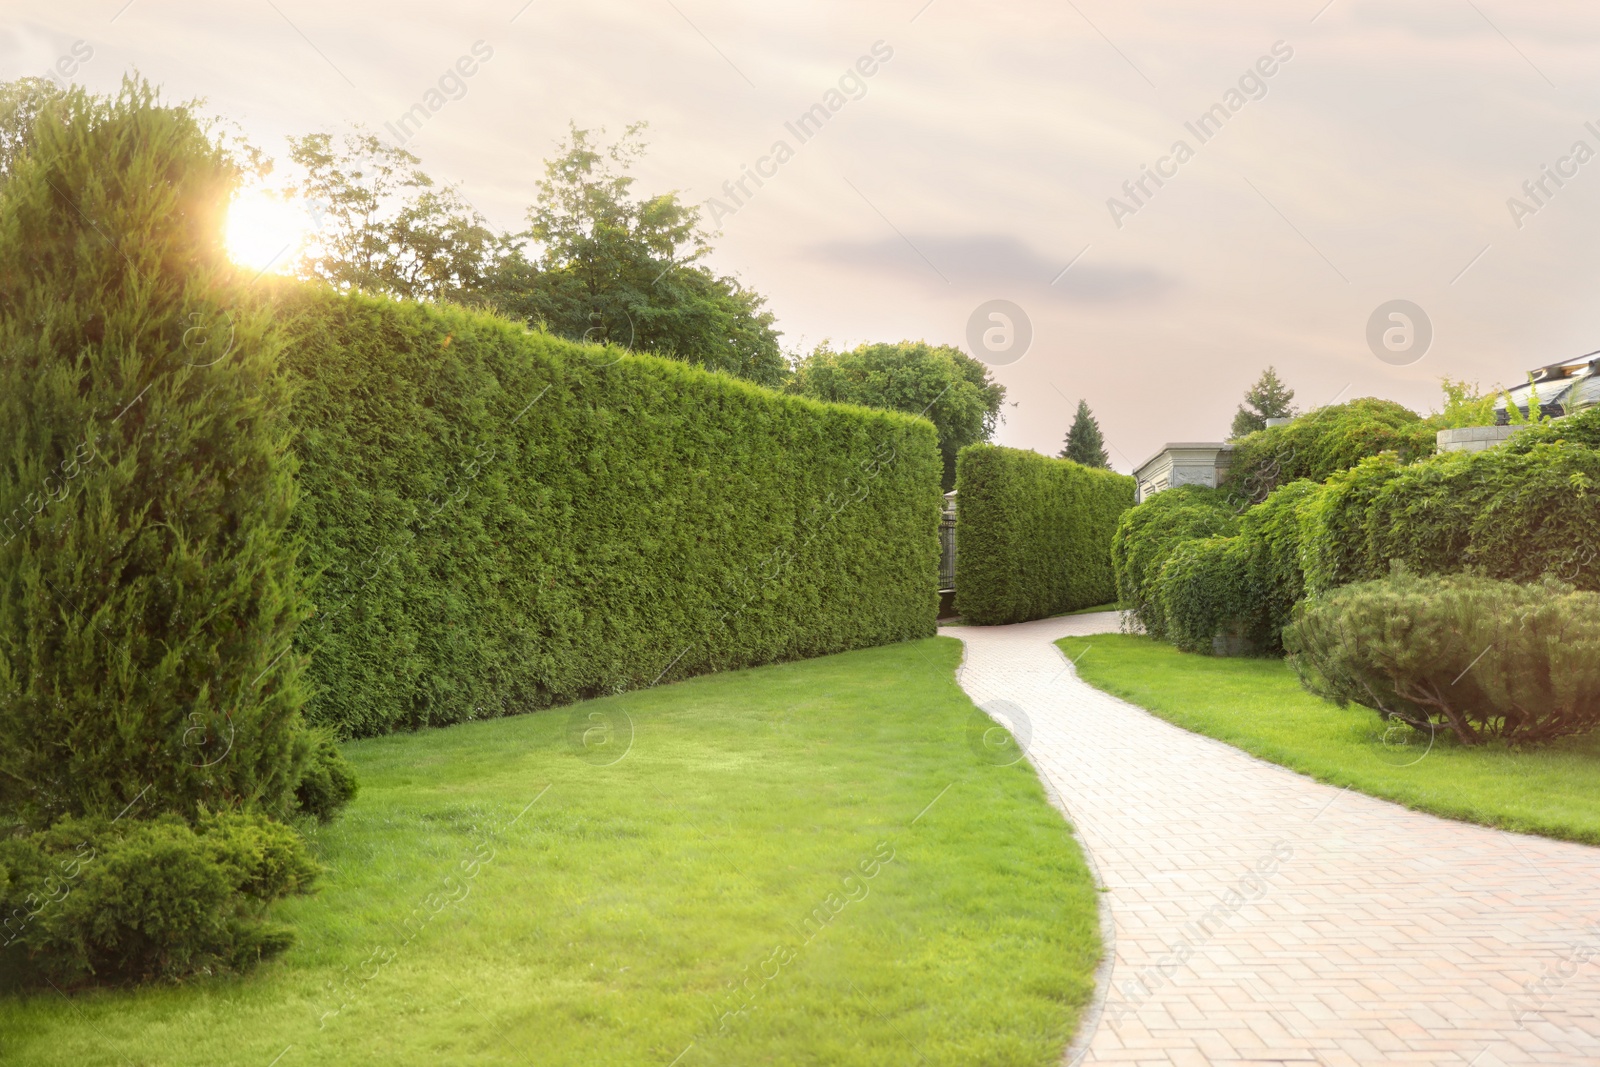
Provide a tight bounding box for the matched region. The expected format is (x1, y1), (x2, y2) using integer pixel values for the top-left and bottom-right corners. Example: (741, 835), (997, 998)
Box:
(7, 0), (1600, 469)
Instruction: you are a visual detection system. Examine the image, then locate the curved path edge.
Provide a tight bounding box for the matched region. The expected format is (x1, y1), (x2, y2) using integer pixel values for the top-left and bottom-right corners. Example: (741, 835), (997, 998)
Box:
(941, 611), (1600, 1067)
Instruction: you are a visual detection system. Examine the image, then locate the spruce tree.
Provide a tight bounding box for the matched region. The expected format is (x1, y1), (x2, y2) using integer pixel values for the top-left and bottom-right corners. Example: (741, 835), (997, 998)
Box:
(1230, 366), (1296, 439)
(1060, 400), (1111, 468)
(0, 79), (311, 830)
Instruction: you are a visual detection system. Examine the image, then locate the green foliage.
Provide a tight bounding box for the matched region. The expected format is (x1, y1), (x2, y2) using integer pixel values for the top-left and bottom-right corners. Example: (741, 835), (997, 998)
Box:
(277, 285), (941, 737)
(1152, 479), (1321, 656)
(1504, 404), (1600, 453)
(0, 78), (64, 184)
(291, 729), (359, 823)
(788, 340), (1006, 490)
(288, 122), (786, 387)
(1111, 485), (1238, 639)
(953, 445), (1135, 625)
(1222, 398), (1435, 506)
(289, 131), (501, 302)
(1299, 442), (1600, 595)
(0, 79), (315, 830)
(1156, 536), (1249, 654)
(488, 123), (786, 387)
(1286, 569), (1600, 746)
(0, 812), (315, 988)
(1058, 399), (1111, 469)
(1229, 366), (1296, 439)
(1437, 378), (1499, 429)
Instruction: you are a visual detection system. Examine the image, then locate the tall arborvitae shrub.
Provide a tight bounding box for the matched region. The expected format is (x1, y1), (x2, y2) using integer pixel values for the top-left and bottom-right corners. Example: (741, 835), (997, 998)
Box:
(0, 80), (312, 830)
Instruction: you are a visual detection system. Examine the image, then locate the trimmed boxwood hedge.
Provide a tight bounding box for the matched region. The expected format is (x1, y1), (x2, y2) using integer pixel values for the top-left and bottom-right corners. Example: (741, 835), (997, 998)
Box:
(953, 444), (1135, 625)
(276, 286), (943, 737)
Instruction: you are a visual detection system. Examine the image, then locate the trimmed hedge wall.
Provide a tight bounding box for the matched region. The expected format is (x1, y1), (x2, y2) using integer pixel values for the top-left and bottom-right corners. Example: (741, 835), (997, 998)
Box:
(953, 444), (1135, 625)
(277, 286), (943, 737)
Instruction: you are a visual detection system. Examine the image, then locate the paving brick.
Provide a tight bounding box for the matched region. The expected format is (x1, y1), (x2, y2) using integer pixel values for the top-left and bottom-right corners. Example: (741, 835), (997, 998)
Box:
(942, 613), (1600, 1066)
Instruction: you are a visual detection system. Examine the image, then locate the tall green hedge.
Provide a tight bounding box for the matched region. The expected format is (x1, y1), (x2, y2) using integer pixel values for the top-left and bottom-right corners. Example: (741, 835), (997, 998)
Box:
(953, 444), (1134, 625)
(277, 286), (942, 737)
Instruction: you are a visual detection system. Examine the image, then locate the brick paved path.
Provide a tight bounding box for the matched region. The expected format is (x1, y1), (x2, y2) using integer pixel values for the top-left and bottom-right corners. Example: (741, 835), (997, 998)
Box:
(942, 612), (1600, 1067)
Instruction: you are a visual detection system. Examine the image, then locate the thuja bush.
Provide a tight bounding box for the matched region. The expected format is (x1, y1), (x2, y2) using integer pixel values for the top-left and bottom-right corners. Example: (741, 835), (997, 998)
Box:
(0, 812), (316, 989)
(0, 80), (347, 988)
(0, 79), (333, 829)
(1300, 441), (1600, 595)
(952, 444), (1135, 625)
(276, 286), (943, 737)
(1111, 485), (1237, 639)
(1222, 398), (1435, 506)
(1285, 569), (1600, 745)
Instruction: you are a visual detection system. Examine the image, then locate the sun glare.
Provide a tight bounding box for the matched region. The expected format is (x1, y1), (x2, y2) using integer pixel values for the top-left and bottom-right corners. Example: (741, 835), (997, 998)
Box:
(225, 190), (311, 275)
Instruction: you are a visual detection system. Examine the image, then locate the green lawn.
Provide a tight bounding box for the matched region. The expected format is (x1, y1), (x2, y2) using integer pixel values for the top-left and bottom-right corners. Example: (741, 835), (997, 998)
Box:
(1059, 633), (1600, 846)
(2, 637), (1099, 1067)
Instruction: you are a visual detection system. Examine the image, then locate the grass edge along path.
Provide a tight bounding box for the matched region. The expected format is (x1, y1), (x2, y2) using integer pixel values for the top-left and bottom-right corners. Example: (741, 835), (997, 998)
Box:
(1059, 633), (1600, 847)
(1, 637), (1100, 1067)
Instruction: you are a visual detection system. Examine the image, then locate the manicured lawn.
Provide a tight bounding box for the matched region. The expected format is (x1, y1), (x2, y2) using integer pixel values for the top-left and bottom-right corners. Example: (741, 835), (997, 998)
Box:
(2, 638), (1099, 1067)
(1059, 633), (1600, 846)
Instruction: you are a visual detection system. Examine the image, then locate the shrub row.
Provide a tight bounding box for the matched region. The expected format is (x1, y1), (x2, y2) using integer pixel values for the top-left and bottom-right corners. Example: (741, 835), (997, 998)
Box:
(1301, 414), (1600, 595)
(1286, 569), (1600, 746)
(1120, 406), (1600, 658)
(952, 445), (1135, 625)
(279, 286), (944, 737)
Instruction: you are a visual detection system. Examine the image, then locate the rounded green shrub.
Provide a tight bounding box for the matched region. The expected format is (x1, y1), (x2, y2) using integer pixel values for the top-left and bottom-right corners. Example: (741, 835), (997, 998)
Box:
(1286, 569), (1600, 746)
(0, 813), (316, 988)
(1300, 442), (1600, 595)
(1111, 485), (1238, 639)
(1223, 398), (1435, 506)
(1156, 536), (1250, 654)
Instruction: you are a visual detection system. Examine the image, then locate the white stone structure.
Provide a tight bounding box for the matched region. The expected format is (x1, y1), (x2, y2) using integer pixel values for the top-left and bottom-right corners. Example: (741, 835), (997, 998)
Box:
(1132, 442), (1234, 503)
(1436, 425), (1521, 453)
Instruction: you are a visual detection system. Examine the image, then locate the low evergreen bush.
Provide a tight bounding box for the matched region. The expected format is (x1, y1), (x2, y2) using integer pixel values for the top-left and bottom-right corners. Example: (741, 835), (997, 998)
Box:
(0, 812), (316, 988)
(952, 444), (1135, 625)
(1286, 569), (1600, 746)
(1111, 485), (1237, 639)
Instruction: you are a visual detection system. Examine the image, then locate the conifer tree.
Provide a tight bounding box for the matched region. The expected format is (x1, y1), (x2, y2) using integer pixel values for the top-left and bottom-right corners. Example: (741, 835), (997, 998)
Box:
(0, 79), (311, 830)
(1230, 366), (1297, 439)
(1060, 399), (1111, 469)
